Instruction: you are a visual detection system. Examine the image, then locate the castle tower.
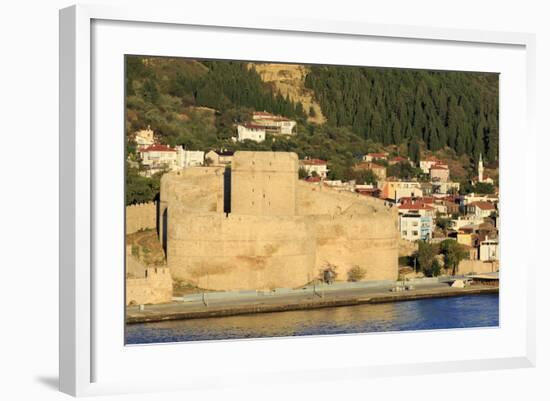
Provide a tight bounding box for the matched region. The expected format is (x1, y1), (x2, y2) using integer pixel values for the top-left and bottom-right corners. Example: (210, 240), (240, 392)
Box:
(231, 151), (298, 216)
(478, 153), (484, 182)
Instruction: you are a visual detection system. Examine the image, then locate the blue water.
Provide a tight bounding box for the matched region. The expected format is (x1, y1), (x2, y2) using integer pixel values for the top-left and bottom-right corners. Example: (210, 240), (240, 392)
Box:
(125, 294), (499, 345)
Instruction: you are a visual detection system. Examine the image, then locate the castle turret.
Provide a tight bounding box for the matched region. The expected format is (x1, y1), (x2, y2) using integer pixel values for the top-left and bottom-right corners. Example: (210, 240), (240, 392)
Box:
(231, 151), (298, 216)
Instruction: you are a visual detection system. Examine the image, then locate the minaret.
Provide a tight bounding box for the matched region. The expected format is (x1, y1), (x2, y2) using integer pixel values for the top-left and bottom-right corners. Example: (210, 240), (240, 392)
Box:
(478, 153), (484, 182)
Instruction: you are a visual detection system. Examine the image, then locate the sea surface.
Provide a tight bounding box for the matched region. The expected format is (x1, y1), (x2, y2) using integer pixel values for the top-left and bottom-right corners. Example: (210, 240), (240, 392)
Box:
(125, 294), (499, 345)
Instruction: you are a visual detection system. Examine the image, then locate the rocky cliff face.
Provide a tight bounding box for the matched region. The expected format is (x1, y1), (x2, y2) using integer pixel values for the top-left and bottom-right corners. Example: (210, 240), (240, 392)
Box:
(249, 63), (326, 125)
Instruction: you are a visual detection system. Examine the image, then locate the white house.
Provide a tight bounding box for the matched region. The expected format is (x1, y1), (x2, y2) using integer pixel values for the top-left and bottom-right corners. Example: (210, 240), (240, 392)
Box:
(467, 201), (496, 218)
(382, 180), (423, 201)
(479, 240), (499, 261)
(175, 146), (204, 168)
(252, 111), (297, 136)
(139, 144), (177, 176)
(300, 158), (328, 179)
(237, 124), (266, 142)
(433, 181), (460, 194)
(362, 152), (388, 162)
(399, 214), (433, 241)
(463, 194), (499, 212)
(451, 215), (484, 231)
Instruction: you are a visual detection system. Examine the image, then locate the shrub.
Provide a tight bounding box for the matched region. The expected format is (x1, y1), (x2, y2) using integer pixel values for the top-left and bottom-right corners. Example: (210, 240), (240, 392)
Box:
(347, 265), (367, 282)
(424, 259), (442, 277)
(319, 263), (338, 283)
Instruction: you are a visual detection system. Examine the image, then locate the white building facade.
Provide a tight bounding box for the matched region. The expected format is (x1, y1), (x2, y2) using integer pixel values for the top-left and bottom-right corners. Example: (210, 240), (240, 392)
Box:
(139, 144), (178, 176)
(237, 124), (266, 142)
(300, 159), (329, 178)
(479, 240), (499, 261)
(467, 201), (496, 218)
(399, 214), (433, 241)
(176, 146), (204, 168)
(252, 111), (297, 135)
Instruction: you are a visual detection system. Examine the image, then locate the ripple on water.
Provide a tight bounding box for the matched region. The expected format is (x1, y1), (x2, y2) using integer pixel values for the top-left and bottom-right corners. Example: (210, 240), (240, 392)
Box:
(125, 294), (499, 344)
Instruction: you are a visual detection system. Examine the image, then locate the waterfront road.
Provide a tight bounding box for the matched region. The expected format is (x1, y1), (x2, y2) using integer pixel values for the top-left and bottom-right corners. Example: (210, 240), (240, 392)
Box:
(126, 279), (498, 324)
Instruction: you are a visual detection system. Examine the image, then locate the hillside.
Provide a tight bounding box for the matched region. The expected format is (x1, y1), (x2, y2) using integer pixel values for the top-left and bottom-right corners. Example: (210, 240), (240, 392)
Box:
(249, 63), (326, 125)
(125, 56), (499, 185)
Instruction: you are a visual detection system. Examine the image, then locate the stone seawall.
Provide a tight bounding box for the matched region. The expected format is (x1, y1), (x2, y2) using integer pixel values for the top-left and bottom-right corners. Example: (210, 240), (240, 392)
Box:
(458, 260), (499, 275)
(126, 286), (499, 324)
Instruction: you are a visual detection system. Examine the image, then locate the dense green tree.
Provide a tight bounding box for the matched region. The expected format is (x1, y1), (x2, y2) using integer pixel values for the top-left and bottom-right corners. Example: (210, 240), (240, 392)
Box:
(440, 239), (469, 276)
(417, 241), (439, 274)
(304, 66), (498, 161)
(387, 161), (419, 180)
(408, 139), (421, 164)
(424, 259), (442, 277)
(351, 169), (378, 185)
(473, 182), (495, 194)
(125, 163), (162, 205)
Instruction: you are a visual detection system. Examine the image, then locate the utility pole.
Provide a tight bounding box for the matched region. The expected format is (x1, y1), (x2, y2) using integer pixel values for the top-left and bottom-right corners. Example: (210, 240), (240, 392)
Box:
(202, 274), (209, 307)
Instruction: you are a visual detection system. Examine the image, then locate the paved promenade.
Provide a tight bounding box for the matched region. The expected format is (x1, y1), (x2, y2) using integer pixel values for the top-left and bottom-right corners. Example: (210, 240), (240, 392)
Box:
(126, 278), (499, 324)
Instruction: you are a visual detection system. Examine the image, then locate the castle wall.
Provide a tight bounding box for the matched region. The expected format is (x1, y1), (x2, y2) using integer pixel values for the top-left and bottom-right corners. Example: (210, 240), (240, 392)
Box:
(167, 210), (315, 290)
(159, 167), (225, 250)
(126, 202), (157, 234)
(126, 266), (173, 305)
(231, 151), (298, 216)
(166, 209), (398, 290)
(296, 181), (389, 216)
(160, 152), (399, 291)
(311, 214), (398, 282)
(126, 246), (172, 305)
(296, 182), (398, 281)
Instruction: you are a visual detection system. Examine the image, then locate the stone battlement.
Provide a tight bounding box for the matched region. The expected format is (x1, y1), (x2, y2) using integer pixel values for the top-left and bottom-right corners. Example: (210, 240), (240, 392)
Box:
(126, 202), (157, 234)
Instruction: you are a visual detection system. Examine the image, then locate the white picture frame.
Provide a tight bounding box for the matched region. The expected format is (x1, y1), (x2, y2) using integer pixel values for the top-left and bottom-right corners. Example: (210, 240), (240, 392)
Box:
(59, 4), (536, 397)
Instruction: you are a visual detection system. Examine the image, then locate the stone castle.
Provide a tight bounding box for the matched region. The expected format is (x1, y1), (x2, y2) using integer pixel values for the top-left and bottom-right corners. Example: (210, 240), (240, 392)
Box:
(158, 151), (398, 291)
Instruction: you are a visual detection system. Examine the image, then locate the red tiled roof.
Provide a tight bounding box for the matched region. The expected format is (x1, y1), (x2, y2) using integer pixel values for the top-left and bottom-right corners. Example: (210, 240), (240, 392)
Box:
(241, 123), (265, 130)
(356, 188), (380, 194)
(400, 196), (435, 205)
(140, 144), (175, 152)
(305, 176), (321, 182)
(469, 201), (495, 210)
(399, 204), (434, 211)
(430, 165), (449, 170)
(301, 158), (327, 166)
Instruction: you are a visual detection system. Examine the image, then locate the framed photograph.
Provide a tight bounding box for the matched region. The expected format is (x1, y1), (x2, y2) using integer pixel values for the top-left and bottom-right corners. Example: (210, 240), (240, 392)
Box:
(59, 4), (536, 396)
